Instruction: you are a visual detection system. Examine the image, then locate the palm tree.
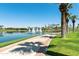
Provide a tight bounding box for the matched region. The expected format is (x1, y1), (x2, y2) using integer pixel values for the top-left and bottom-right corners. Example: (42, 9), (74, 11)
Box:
(66, 4), (72, 33)
(59, 3), (72, 38)
(66, 13), (72, 33)
(59, 3), (68, 38)
(70, 15), (78, 32)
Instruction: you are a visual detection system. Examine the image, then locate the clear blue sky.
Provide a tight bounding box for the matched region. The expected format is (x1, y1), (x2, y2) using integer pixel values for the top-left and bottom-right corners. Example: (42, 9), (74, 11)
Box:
(0, 3), (79, 28)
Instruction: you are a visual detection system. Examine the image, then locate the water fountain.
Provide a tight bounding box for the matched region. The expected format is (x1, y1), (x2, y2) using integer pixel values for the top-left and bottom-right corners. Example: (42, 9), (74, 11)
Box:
(32, 27), (35, 33)
(39, 27), (42, 33)
(28, 28), (31, 32)
(28, 27), (42, 33)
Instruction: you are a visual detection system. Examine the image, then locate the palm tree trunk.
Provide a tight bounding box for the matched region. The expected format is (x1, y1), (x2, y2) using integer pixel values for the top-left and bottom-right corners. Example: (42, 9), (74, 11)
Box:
(66, 22), (69, 33)
(61, 12), (66, 38)
(73, 22), (75, 32)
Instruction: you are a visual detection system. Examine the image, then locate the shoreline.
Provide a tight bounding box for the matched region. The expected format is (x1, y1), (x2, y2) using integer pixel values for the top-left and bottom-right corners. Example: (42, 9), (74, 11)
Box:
(0, 36), (38, 52)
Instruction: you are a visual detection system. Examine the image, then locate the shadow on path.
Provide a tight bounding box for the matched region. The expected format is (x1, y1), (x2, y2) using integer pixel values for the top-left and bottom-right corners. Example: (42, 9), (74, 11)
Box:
(10, 42), (48, 55)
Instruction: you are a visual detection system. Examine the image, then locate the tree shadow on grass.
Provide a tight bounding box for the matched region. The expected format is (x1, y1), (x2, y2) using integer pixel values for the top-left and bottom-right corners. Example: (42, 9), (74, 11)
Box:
(10, 42), (48, 55)
(54, 36), (62, 38)
(48, 45), (57, 48)
(46, 45), (68, 56)
(46, 51), (68, 56)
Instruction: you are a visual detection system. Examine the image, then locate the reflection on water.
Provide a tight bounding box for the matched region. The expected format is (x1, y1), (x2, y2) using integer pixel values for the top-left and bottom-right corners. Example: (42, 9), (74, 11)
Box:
(6, 31), (27, 33)
(0, 31), (42, 43)
(6, 31), (14, 34)
(0, 32), (4, 37)
(0, 31), (43, 38)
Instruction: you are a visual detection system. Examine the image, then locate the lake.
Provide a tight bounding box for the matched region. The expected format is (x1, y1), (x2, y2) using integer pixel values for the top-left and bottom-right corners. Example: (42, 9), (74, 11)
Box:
(0, 32), (42, 43)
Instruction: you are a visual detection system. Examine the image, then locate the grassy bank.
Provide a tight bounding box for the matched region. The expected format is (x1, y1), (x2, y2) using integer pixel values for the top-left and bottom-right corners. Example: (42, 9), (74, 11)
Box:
(0, 35), (36, 48)
(46, 32), (79, 56)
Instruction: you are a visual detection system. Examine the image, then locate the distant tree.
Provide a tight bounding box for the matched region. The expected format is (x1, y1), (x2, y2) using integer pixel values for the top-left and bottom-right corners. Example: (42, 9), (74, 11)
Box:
(70, 15), (78, 32)
(38, 27), (40, 32)
(42, 27), (45, 32)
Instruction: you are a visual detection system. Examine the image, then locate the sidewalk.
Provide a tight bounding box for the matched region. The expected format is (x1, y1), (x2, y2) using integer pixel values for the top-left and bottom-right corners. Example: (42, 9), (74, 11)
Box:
(0, 36), (52, 56)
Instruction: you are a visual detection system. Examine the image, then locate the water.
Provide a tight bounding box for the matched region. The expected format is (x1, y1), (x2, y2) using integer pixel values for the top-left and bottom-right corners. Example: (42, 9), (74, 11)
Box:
(0, 32), (42, 43)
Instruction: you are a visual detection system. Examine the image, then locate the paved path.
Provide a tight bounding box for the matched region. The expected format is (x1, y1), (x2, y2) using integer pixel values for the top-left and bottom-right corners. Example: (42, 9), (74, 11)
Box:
(0, 36), (52, 56)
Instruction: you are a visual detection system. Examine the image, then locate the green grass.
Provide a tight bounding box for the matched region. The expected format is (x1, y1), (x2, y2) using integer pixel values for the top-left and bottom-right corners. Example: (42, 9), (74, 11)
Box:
(46, 32), (79, 56)
(0, 35), (36, 48)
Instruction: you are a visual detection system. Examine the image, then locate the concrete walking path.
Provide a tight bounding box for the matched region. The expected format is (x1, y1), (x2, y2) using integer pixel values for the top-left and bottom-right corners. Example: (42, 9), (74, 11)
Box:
(0, 36), (52, 56)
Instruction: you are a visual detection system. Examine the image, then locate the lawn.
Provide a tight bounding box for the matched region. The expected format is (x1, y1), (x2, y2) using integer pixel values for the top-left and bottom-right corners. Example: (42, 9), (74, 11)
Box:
(46, 32), (79, 56)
